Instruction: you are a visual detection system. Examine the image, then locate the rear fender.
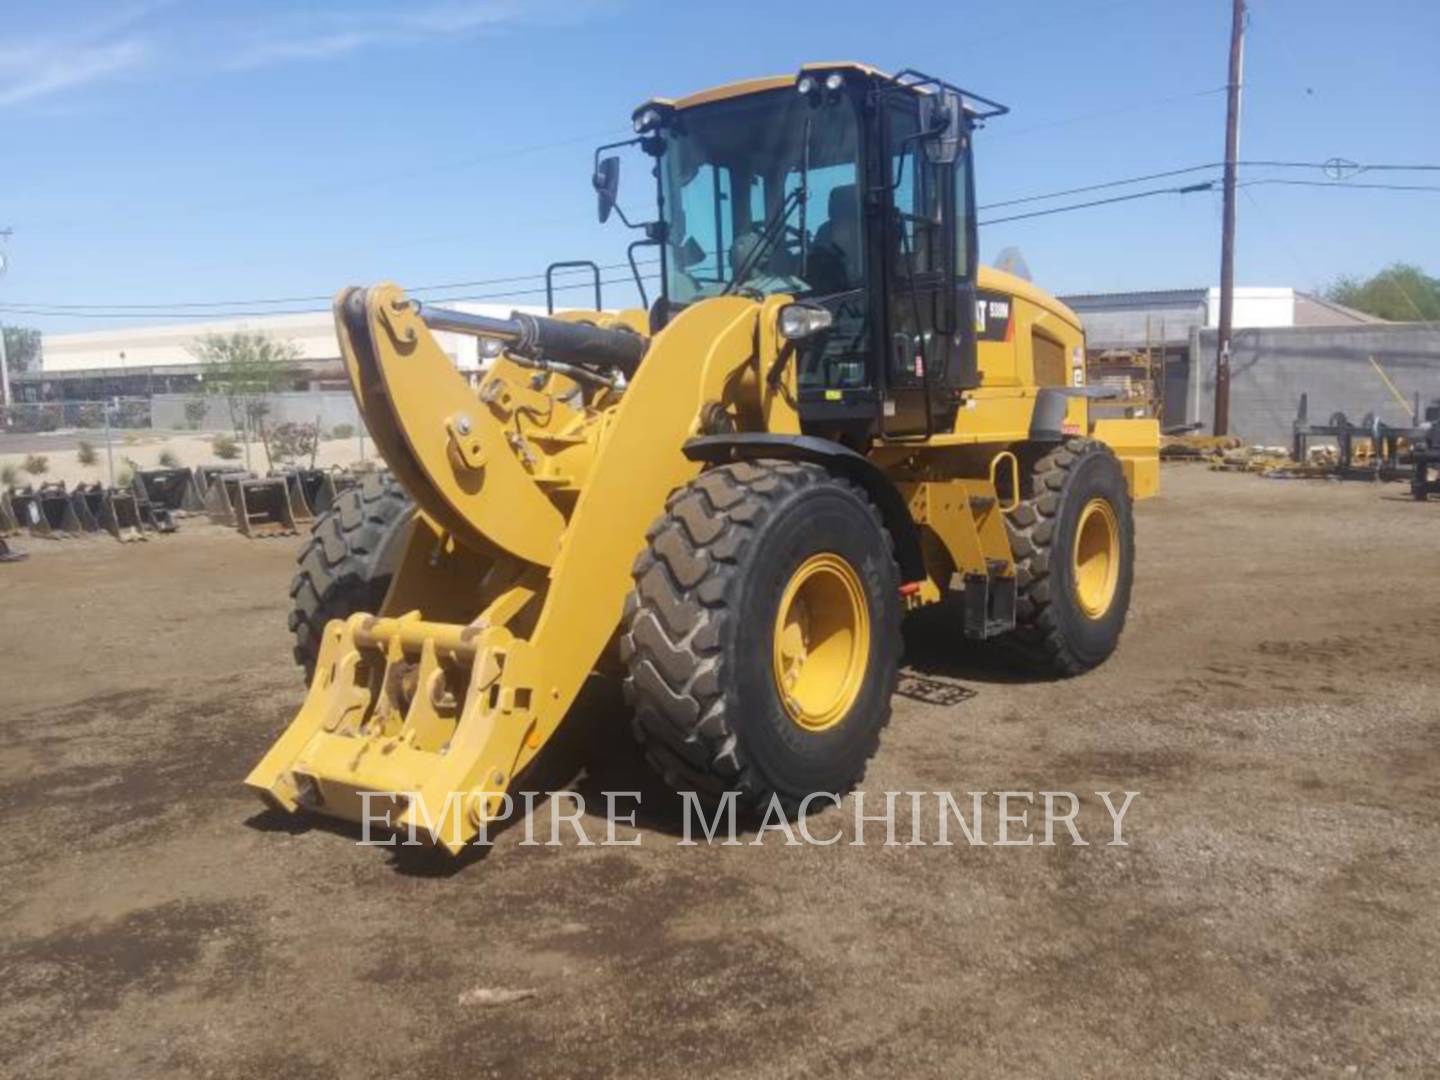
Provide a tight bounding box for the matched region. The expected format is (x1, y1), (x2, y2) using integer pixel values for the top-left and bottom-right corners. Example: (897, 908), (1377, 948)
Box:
(1090, 417), (1161, 500)
(683, 433), (926, 584)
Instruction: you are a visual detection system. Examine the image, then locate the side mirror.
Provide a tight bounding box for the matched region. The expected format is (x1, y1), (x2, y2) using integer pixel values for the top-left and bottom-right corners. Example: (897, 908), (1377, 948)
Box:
(593, 156), (620, 224)
(919, 89), (963, 165)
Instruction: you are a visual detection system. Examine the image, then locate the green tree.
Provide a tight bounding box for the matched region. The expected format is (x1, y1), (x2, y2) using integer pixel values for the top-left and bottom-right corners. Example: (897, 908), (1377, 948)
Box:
(2, 326), (42, 373)
(1325, 263), (1440, 322)
(188, 331), (302, 468)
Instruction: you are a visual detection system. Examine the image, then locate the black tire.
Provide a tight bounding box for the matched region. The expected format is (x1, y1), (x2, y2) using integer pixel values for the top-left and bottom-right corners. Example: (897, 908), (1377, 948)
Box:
(621, 460), (902, 813)
(1004, 437), (1135, 676)
(288, 473), (413, 679)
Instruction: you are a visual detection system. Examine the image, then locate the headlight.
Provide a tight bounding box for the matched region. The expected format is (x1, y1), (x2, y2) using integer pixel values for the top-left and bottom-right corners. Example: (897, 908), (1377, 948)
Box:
(824, 73), (845, 92)
(777, 303), (833, 341)
(632, 108), (661, 133)
(796, 75), (817, 96)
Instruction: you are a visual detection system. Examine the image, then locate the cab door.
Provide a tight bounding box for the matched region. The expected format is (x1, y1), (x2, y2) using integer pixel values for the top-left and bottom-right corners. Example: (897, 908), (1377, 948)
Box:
(879, 94), (954, 438)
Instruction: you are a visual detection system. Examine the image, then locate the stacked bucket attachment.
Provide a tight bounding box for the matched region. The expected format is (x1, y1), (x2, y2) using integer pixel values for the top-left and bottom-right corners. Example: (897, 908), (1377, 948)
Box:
(67, 484), (101, 533)
(204, 472), (297, 537)
(72, 482), (147, 542)
(133, 468), (204, 519)
(0, 491), (23, 562)
(2, 482), (153, 543)
(277, 468), (339, 526)
(130, 468), (202, 533)
(6, 484), (84, 539)
(194, 465), (250, 501)
(0, 490), (19, 536)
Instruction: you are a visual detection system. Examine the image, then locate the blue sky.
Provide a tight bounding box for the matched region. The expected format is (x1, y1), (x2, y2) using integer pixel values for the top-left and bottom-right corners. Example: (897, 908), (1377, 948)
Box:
(2, 0), (1437, 332)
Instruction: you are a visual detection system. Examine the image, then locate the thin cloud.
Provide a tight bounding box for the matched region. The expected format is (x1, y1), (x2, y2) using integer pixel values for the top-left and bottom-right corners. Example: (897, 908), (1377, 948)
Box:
(226, 0), (597, 70)
(0, 1), (177, 109)
(233, 32), (378, 68)
(0, 38), (150, 108)
(0, 1), (612, 104)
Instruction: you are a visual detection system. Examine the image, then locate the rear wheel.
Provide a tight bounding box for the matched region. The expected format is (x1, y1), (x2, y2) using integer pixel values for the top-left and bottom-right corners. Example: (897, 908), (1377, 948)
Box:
(1004, 438), (1135, 676)
(288, 473), (413, 679)
(621, 460), (901, 812)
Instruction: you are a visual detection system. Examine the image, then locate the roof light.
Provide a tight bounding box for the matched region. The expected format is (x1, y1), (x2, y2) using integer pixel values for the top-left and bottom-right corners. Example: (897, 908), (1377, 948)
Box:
(824, 73), (845, 92)
(796, 75), (817, 96)
(633, 108), (662, 133)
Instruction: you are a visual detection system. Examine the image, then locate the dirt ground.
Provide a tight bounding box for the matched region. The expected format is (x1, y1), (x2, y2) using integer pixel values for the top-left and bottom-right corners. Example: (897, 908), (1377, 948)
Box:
(1, 466), (1436, 1078)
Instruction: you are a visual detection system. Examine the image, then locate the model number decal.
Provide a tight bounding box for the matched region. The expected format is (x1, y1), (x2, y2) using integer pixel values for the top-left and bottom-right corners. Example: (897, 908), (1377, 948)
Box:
(974, 291), (1012, 342)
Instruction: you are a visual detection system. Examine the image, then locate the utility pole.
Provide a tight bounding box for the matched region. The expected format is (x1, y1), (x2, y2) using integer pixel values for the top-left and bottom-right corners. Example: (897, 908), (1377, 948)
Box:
(1213, 0), (1245, 435)
(0, 320), (10, 409)
(0, 228), (12, 409)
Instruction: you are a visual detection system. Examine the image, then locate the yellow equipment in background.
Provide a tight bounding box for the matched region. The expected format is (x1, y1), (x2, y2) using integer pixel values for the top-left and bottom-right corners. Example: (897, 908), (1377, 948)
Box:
(248, 64), (1159, 852)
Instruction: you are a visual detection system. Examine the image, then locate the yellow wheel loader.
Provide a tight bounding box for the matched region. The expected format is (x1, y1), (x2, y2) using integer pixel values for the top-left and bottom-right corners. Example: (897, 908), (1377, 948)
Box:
(249, 64), (1159, 852)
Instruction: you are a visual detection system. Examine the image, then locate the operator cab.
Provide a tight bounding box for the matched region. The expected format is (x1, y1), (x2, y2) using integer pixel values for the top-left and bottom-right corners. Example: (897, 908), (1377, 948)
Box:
(594, 64), (1008, 443)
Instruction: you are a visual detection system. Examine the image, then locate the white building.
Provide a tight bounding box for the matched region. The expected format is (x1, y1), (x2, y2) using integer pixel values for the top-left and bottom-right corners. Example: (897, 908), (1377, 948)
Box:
(16, 302), (539, 402)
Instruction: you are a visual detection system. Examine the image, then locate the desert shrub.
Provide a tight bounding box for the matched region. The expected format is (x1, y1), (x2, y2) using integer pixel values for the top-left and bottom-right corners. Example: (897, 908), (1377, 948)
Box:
(22, 453), (48, 475)
(1, 463), (17, 486)
(212, 433), (241, 460)
(183, 398), (209, 430)
(269, 421), (319, 467)
(117, 456), (140, 489)
(73, 404), (104, 429)
(329, 423), (355, 440)
(77, 439), (98, 466)
(158, 449), (181, 468)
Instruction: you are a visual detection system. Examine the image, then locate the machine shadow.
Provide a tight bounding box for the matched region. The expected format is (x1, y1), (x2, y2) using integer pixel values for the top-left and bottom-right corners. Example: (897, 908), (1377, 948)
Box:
(900, 600), (1058, 686)
(243, 674), (760, 879)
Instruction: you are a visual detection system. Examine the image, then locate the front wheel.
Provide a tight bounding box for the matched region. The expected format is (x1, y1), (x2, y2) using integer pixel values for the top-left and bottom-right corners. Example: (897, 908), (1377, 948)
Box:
(1004, 438), (1136, 676)
(621, 460), (902, 812)
(288, 473), (413, 680)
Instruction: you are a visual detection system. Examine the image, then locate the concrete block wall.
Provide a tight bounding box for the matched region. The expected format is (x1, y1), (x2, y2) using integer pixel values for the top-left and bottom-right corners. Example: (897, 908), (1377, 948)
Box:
(151, 391), (362, 433)
(1187, 325), (1440, 445)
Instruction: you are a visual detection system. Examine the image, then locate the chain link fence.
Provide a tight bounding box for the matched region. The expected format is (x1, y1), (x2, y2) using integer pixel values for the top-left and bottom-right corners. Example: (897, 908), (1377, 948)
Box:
(1, 396), (372, 489)
(0, 398), (154, 435)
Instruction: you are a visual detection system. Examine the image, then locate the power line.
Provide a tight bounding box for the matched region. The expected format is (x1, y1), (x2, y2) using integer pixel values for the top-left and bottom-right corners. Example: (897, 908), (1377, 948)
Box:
(987, 85), (1229, 141)
(979, 165), (1440, 226)
(0, 258), (661, 314)
(30, 128), (631, 235)
(1239, 179), (1440, 192)
(979, 181), (1216, 226)
(978, 164), (1222, 210)
(0, 273), (658, 320)
(8, 163), (1440, 317)
(979, 160), (1440, 211)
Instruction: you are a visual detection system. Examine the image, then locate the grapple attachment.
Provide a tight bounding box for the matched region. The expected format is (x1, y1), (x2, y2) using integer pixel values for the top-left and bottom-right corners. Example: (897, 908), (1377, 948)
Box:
(247, 612), (528, 851)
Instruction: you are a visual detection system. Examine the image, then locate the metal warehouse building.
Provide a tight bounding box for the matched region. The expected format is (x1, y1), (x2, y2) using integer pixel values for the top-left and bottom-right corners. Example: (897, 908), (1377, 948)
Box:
(1056, 286), (1396, 437)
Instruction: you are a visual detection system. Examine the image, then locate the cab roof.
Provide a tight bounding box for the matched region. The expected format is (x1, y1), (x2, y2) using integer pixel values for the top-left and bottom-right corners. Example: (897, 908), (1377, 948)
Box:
(637, 63), (1008, 123)
(644, 63), (890, 112)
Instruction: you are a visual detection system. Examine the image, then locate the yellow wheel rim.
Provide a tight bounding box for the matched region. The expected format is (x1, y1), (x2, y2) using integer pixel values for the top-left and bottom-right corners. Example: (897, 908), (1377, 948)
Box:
(1073, 498), (1121, 619)
(772, 553), (870, 732)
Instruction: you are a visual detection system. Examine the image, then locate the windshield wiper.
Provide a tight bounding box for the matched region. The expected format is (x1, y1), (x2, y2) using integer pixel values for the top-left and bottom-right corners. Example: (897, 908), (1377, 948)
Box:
(722, 117), (811, 295)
